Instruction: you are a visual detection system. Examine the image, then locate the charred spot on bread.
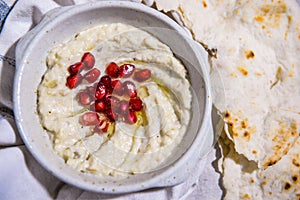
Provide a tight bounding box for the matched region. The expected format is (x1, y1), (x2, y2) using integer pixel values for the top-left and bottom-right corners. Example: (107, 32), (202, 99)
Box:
(265, 159), (278, 168)
(292, 175), (298, 182)
(224, 111), (230, 118)
(245, 50), (255, 59)
(284, 182), (291, 190)
(292, 158), (300, 168)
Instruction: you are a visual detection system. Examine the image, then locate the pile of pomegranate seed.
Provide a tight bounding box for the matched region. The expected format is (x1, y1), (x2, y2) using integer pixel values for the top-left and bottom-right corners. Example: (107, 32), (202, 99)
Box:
(66, 52), (97, 89)
(66, 52), (151, 134)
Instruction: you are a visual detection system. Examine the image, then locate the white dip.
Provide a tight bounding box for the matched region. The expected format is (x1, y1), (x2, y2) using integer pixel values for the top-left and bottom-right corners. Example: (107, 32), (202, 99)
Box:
(38, 23), (192, 176)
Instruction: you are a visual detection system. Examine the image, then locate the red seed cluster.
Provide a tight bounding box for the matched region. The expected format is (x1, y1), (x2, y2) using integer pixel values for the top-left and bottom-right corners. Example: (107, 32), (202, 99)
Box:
(66, 52), (151, 134)
(66, 52), (97, 89)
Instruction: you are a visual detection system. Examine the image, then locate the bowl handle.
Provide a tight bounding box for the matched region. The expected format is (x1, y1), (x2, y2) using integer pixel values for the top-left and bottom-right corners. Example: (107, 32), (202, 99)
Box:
(15, 6), (71, 68)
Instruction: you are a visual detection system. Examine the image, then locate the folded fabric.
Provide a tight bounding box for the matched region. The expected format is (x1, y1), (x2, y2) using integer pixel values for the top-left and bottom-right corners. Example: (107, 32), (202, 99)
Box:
(0, 146), (62, 199)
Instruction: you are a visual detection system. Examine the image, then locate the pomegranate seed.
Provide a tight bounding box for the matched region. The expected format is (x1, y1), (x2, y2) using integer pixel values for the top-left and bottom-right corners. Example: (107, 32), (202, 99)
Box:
(66, 73), (82, 89)
(101, 122), (109, 132)
(111, 80), (123, 96)
(100, 75), (113, 94)
(123, 81), (137, 98)
(81, 52), (95, 70)
(106, 95), (120, 110)
(68, 62), (85, 74)
(100, 75), (112, 87)
(129, 97), (143, 111)
(119, 64), (135, 78)
(95, 82), (107, 100)
(94, 125), (104, 134)
(77, 91), (92, 106)
(119, 100), (129, 114)
(103, 93), (112, 103)
(89, 102), (95, 111)
(106, 95), (120, 113)
(133, 69), (151, 82)
(94, 119), (109, 133)
(124, 110), (137, 124)
(105, 62), (119, 78)
(105, 107), (118, 122)
(85, 85), (96, 97)
(93, 99), (107, 112)
(80, 112), (100, 126)
(83, 68), (100, 83)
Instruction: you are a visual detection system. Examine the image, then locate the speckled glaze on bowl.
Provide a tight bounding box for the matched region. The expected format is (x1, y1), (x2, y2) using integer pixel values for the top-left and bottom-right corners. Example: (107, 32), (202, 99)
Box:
(14, 1), (213, 194)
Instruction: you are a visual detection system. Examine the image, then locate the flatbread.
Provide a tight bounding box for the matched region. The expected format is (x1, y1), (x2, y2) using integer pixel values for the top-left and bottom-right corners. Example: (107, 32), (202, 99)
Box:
(149, 0), (300, 199)
(219, 130), (300, 200)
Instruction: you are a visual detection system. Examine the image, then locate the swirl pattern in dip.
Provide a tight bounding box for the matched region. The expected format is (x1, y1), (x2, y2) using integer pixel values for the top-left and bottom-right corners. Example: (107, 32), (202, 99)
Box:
(37, 23), (192, 176)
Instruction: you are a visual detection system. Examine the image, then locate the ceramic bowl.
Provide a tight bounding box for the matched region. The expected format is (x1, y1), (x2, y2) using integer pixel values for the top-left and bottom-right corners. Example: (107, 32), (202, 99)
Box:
(14, 1), (213, 194)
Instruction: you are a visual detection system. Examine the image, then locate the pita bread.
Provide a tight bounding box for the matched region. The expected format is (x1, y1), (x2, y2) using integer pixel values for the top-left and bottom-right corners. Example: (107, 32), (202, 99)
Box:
(154, 0), (300, 168)
(150, 0), (300, 199)
(219, 130), (300, 199)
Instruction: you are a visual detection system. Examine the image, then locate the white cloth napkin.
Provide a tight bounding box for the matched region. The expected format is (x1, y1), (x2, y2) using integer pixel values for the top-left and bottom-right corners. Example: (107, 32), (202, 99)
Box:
(0, 0), (222, 199)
